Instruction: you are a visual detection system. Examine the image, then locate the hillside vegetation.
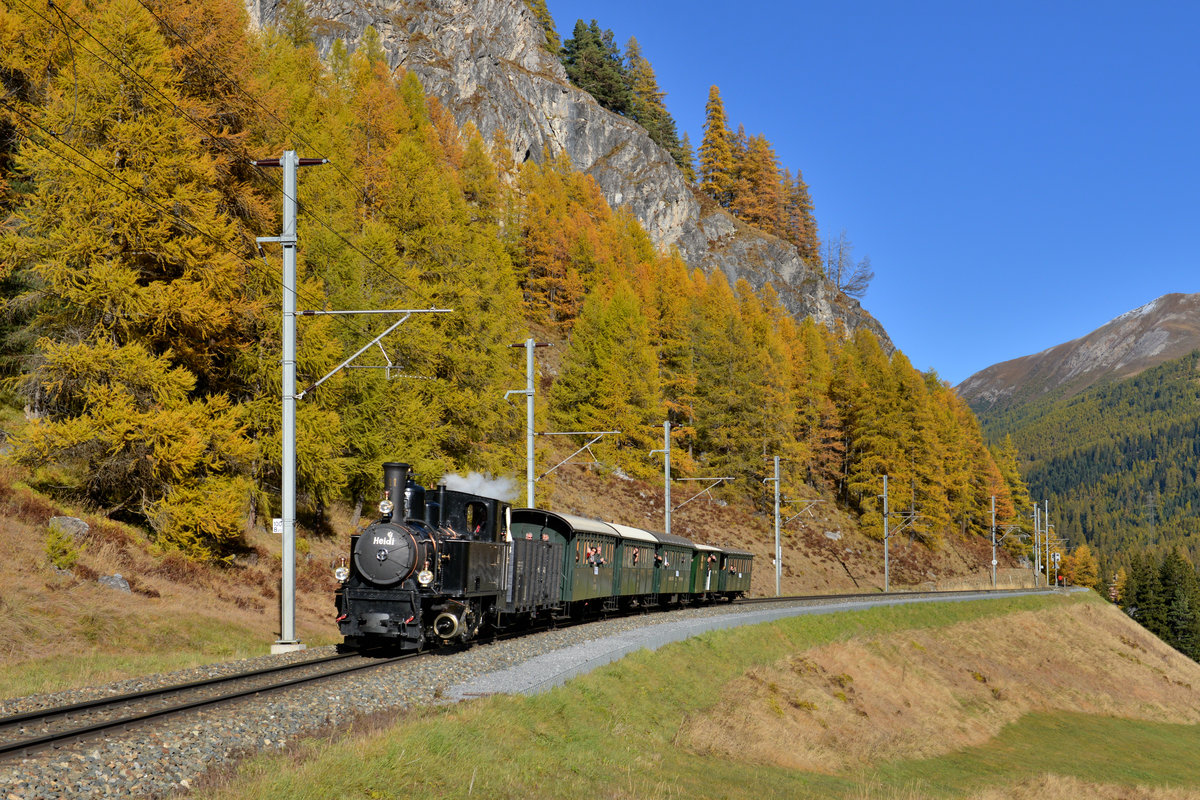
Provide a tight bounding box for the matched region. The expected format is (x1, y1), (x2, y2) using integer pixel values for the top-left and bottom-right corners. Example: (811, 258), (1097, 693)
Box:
(193, 593), (1200, 799)
(982, 351), (1200, 563)
(0, 0), (1034, 567)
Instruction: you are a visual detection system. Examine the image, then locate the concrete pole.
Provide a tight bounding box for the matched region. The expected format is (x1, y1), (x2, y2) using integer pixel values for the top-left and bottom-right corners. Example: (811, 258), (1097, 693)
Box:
(663, 421), (671, 537)
(1045, 499), (1052, 587)
(883, 474), (890, 593)
(254, 150), (325, 653)
(1034, 505), (1041, 587)
(278, 151), (299, 652)
(991, 495), (997, 589)
(525, 338), (535, 508)
(774, 456), (781, 597)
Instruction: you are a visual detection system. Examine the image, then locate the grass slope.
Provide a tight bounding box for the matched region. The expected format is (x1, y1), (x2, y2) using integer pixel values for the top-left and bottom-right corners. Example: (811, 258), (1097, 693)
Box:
(194, 593), (1200, 800)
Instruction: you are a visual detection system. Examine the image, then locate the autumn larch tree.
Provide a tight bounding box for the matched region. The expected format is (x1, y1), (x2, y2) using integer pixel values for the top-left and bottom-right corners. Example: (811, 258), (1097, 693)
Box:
(4, 0), (256, 558)
(699, 85), (736, 207)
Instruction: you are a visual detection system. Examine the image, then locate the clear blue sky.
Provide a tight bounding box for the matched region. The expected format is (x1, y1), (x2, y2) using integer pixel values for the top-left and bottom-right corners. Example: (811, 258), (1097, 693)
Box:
(549, 1), (1200, 385)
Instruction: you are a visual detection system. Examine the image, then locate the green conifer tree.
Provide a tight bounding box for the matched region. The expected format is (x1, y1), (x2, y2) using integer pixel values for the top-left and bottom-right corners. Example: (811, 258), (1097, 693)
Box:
(560, 20), (632, 116)
(678, 132), (697, 184)
(624, 37), (687, 171)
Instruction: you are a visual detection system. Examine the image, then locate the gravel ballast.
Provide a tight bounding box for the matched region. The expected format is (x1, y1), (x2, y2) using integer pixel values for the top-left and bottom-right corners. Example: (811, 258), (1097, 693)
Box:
(0, 590), (1055, 798)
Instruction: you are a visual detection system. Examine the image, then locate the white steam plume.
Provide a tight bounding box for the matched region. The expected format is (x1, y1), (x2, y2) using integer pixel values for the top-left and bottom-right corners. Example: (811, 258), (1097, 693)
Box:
(440, 472), (519, 503)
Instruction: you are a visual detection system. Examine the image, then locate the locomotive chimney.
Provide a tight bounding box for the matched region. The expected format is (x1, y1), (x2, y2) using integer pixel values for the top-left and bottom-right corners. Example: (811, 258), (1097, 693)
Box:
(382, 462), (411, 520)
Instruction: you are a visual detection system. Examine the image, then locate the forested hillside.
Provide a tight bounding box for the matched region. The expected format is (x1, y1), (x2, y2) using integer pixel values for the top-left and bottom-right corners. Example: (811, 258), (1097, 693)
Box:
(0, 0), (1028, 563)
(981, 351), (1200, 568)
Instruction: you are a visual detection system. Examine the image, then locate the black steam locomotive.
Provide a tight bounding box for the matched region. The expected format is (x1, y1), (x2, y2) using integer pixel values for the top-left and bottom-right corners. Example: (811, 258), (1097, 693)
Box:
(334, 462), (754, 652)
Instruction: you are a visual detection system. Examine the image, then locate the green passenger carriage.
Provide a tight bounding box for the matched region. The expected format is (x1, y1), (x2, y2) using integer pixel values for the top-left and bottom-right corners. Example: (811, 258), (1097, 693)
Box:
(609, 522), (657, 603)
(718, 546), (753, 597)
(649, 530), (695, 600)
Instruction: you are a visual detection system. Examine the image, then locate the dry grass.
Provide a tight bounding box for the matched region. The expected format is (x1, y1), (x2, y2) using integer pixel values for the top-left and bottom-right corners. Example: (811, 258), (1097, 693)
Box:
(0, 462), (346, 698)
(966, 774), (1200, 799)
(837, 774), (1200, 800)
(681, 598), (1200, 772)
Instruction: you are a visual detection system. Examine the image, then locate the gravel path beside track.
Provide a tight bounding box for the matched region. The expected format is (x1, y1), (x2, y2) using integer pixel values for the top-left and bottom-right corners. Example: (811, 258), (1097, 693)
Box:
(447, 589), (1055, 698)
(0, 590), (1056, 798)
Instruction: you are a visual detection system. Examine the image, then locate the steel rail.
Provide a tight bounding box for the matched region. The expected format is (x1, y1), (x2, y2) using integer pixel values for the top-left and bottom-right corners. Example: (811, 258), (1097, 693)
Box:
(733, 587), (1048, 606)
(0, 651), (415, 759)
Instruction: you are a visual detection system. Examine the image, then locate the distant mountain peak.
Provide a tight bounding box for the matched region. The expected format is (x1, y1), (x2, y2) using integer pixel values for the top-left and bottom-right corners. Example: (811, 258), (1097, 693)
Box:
(957, 292), (1200, 412)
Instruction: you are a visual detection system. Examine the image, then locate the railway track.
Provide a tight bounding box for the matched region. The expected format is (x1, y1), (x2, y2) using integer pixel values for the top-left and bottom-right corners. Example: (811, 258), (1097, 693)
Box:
(0, 586), (1047, 762)
(733, 586), (1045, 606)
(0, 650), (415, 760)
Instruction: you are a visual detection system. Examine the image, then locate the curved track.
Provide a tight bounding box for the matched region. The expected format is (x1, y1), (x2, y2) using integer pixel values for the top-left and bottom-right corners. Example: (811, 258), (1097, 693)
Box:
(0, 586), (1046, 760)
(0, 651), (414, 760)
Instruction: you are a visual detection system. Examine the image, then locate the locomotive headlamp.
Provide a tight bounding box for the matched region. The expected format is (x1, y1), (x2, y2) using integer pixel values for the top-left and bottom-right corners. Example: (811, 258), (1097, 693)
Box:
(334, 565), (350, 582)
(417, 569), (434, 586)
(378, 499), (394, 516)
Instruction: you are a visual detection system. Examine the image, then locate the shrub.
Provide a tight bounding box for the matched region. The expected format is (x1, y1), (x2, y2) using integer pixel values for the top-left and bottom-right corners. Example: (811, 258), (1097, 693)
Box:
(45, 519), (80, 571)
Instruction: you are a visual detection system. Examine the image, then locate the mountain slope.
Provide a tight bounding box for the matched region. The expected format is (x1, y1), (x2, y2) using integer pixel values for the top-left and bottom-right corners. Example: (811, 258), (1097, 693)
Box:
(959, 293), (1200, 565)
(992, 351), (1200, 561)
(243, 0), (891, 346)
(957, 292), (1200, 413)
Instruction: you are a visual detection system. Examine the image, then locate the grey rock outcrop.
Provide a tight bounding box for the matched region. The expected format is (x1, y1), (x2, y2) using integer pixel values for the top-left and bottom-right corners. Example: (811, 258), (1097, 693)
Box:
(99, 573), (132, 593)
(49, 515), (89, 540)
(245, 0), (890, 345)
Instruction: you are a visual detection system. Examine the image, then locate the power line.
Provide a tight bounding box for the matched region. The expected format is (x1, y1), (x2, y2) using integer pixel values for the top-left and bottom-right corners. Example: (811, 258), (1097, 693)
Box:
(13, 0), (439, 308)
(130, 0), (364, 194)
(2, 98), (402, 365)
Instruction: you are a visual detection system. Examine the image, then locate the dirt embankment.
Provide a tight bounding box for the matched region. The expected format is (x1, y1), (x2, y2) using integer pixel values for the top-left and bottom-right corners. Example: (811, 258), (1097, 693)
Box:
(542, 461), (1031, 597)
(682, 598), (1200, 772)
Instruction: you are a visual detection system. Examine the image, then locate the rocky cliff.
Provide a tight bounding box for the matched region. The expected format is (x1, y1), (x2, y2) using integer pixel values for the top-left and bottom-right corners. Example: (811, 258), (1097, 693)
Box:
(957, 292), (1200, 412)
(244, 0), (889, 344)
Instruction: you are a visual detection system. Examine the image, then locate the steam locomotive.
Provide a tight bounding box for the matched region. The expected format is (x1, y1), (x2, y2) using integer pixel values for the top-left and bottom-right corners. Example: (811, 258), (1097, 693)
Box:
(334, 462), (754, 652)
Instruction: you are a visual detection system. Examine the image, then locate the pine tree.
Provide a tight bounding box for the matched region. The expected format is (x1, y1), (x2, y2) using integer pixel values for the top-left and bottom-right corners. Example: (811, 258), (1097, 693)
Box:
(678, 132), (697, 184)
(1125, 553), (1167, 637)
(550, 280), (661, 478)
(647, 252), (698, 472)
(560, 20), (632, 116)
(1064, 542), (1099, 588)
(782, 167), (820, 261)
(732, 134), (784, 233)
(840, 330), (903, 537)
(698, 86), (735, 206)
(992, 434), (1034, 555)
(624, 37), (686, 171)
